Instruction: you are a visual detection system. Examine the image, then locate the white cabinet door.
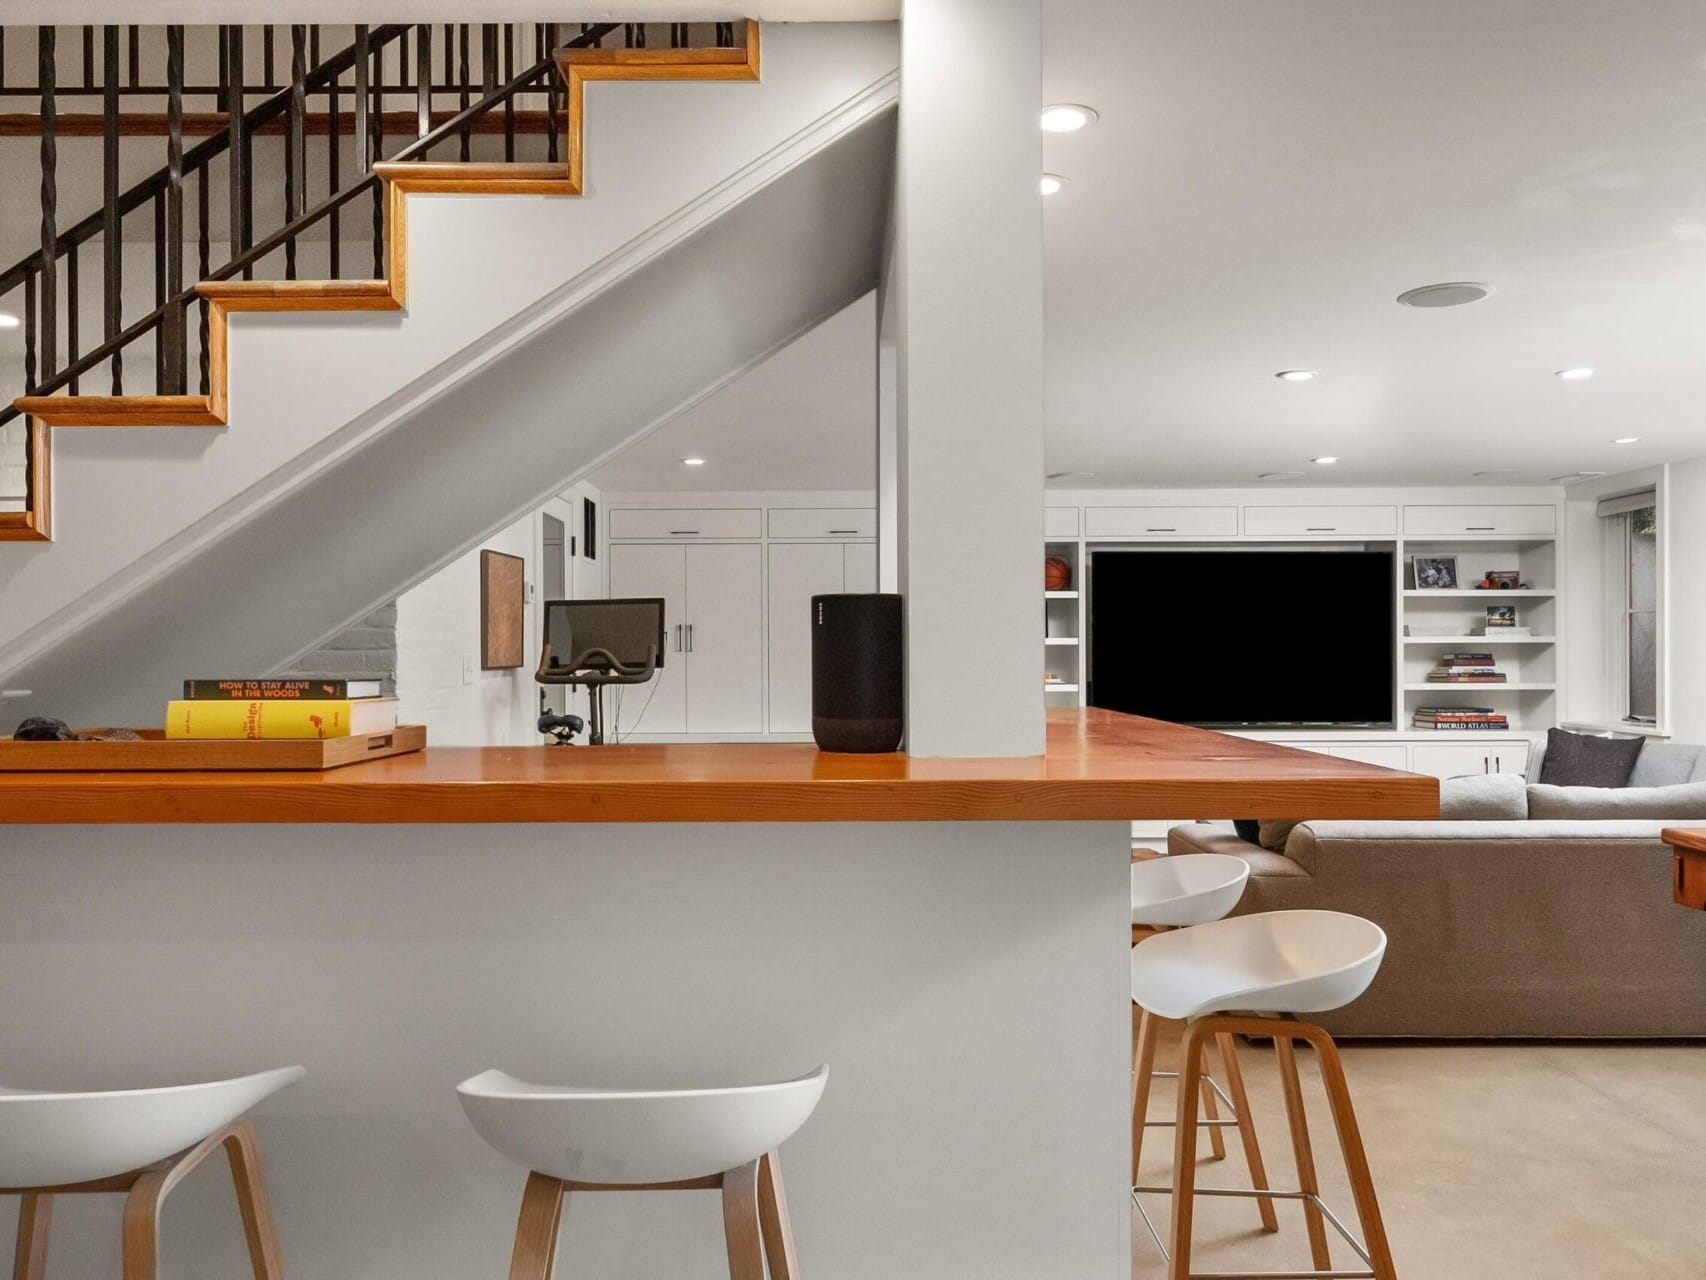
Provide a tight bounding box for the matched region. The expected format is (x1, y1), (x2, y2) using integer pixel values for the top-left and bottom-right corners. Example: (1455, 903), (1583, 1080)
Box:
(1401, 505), (1556, 537)
(768, 543), (846, 733)
(767, 508), (876, 539)
(843, 542), (878, 593)
(1332, 745), (1411, 769)
(1488, 743), (1530, 776)
(1085, 505), (1239, 538)
(607, 543), (688, 734)
(1409, 743), (1493, 780)
(685, 543), (764, 733)
(1243, 505), (1398, 537)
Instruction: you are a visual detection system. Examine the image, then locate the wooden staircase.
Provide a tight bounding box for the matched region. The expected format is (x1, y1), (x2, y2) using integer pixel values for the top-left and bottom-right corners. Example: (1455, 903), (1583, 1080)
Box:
(13, 23), (760, 434)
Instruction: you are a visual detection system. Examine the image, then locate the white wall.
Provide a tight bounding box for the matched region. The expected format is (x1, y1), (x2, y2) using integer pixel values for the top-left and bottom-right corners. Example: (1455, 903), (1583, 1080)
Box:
(394, 510), (541, 747)
(892, 0), (1044, 757)
(1665, 456), (1706, 743)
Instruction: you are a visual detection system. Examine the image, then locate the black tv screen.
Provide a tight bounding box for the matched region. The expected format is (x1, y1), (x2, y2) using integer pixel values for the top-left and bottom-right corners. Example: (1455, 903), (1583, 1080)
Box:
(1088, 549), (1395, 728)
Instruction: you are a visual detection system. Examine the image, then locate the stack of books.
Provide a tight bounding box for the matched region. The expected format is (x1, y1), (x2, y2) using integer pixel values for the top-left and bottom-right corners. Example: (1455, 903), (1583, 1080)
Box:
(165, 678), (397, 740)
(1426, 652), (1507, 684)
(1413, 706), (1509, 731)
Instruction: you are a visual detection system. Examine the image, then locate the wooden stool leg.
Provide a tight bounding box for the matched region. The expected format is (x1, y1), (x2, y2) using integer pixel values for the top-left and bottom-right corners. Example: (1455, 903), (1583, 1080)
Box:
(757, 1151), (799, 1280)
(121, 1169), (171, 1280)
(508, 1172), (566, 1280)
(11, 1192), (50, 1280)
(1166, 1017), (1214, 1280)
(722, 1160), (765, 1280)
(1215, 1031), (1279, 1234)
(1198, 1045), (1228, 1161)
(222, 1122), (286, 1280)
(1275, 1034), (1332, 1272)
(1131, 1005), (1160, 1184)
(1303, 1027), (1398, 1280)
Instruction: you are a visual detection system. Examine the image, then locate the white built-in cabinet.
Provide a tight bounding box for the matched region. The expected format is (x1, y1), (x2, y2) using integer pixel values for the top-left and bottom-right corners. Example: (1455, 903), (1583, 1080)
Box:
(1409, 741), (1531, 780)
(607, 542), (764, 735)
(767, 542), (878, 732)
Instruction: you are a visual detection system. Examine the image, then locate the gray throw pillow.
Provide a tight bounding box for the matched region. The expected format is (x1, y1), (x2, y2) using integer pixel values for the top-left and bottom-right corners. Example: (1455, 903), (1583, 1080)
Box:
(1628, 742), (1706, 787)
(1536, 728), (1643, 788)
(1528, 781), (1706, 820)
(1439, 773), (1527, 820)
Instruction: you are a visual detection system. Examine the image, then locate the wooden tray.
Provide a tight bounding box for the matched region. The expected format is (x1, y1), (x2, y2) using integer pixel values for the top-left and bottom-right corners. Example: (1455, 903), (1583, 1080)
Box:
(0, 725), (425, 771)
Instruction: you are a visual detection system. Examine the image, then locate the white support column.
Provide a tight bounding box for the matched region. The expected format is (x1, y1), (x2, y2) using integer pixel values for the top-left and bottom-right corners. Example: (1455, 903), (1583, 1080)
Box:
(891, 0), (1045, 757)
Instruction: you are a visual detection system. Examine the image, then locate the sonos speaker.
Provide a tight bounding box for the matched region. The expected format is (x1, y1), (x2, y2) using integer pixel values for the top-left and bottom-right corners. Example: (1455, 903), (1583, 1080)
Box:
(811, 593), (903, 753)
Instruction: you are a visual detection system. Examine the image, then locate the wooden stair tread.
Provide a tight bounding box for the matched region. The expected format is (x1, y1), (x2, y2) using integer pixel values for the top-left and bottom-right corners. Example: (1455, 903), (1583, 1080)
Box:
(13, 394), (223, 427)
(196, 279), (401, 312)
(373, 160), (577, 195)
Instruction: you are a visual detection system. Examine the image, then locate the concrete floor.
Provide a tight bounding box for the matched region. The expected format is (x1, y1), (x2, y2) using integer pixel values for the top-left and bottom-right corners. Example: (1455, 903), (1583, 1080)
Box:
(1132, 1030), (1706, 1279)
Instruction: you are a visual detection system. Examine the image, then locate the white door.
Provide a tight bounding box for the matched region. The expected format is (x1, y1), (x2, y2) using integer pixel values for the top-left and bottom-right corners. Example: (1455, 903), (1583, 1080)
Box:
(1409, 743), (1492, 780)
(607, 543), (688, 735)
(843, 542), (878, 594)
(768, 543), (846, 733)
(686, 543), (764, 733)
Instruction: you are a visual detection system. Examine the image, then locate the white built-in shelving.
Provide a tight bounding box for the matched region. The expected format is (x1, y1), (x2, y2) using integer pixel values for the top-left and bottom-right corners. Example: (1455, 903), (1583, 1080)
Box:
(1044, 540), (1084, 698)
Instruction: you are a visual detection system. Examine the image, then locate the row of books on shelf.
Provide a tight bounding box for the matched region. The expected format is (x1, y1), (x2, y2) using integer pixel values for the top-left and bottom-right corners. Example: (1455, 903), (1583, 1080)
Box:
(1412, 706), (1509, 731)
(164, 678), (396, 740)
(1426, 652), (1506, 683)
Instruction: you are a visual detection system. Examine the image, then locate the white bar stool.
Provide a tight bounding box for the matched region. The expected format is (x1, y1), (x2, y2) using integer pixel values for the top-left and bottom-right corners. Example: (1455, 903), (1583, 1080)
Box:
(1130, 909), (1396, 1280)
(0, 1065), (304, 1280)
(459, 1064), (827, 1280)
(1130, 854), (1277, 1236)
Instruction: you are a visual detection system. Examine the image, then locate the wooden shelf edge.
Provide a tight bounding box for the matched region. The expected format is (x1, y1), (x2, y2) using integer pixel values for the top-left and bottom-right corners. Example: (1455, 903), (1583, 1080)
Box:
(12, 394), (225, 427)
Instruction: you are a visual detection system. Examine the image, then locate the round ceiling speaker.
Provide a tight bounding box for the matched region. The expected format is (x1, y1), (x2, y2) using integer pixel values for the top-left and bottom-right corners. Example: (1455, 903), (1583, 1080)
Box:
(1396, 281), (1492, 308)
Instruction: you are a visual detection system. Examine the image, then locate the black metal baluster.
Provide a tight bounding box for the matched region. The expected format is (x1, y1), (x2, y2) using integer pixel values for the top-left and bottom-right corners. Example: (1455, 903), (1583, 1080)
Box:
(458, 25), (470, 161)
(370, 36), (384, 276)
(226, 26), (252, 282)
(263, 25), (275, 89)
(38, 28), (57, 384)
(197, 165), (210, 394)
(310, 26), (321, 67)
(161, 25), (186, 393)
(0, 30), (6, 91)
(354, 25), (370, 173)
(103, 26), (121, 393)
(482, 24), (498, 94)
(82, 26), (95, 87)
(23, 271), (36, 392)
(127, 25), (139, 87)
(66, 244), (79, 394)
(443, 24), (453, 95)
(671, 23), (687, 49)
(285, 25), (305, 280)
(717, 22), (735, 48)
(417, 25), (431, 138)
(546, 25), (561, 163)
(328, 56), (341, 279)
(153, 190), (165, 392)
(502, 24), (515, 161)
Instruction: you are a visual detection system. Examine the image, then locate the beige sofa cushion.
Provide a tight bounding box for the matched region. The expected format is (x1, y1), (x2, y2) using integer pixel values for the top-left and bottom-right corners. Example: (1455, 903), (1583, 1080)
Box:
(1438, 772), (1527, 819)
(1527, 781), (1706, 820)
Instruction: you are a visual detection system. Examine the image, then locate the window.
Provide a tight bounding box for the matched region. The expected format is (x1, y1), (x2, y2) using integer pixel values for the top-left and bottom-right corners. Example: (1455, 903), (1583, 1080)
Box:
(1597, 489), (1659, 725)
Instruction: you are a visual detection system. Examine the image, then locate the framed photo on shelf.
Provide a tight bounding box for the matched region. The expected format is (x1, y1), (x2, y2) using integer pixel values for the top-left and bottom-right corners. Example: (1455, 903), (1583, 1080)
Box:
(1484, 604), (1517, 630)
(1411, 555), (1459, 590)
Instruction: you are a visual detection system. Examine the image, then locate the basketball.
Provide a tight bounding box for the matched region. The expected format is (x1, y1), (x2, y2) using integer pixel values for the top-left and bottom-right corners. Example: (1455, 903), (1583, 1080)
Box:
(1044, 557), (1072, 591)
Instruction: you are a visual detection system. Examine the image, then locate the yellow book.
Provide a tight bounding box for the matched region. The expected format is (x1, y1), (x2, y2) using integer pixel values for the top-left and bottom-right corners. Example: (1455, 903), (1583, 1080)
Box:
(163, 698), (396, 740)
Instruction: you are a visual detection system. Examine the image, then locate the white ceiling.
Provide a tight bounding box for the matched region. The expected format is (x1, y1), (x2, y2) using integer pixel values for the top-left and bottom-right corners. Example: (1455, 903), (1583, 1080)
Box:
(1041, 0), (1706, 486)
(591, 291), (876, 492)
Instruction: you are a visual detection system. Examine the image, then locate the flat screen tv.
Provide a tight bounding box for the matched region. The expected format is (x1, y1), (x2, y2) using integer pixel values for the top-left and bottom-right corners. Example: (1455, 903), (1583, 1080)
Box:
(1088, 549), (1395, 728)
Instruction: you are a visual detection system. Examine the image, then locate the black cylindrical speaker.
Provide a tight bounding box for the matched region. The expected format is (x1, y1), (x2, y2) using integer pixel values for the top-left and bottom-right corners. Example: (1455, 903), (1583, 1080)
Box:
(812, 593), (903, 753)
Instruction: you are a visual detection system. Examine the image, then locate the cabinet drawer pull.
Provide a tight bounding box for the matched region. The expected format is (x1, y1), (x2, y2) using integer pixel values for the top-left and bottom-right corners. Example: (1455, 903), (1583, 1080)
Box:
(1306, 526), (1336, 532)
(1146, 527), (1176, 533)
(828, 529), (859, 535)
(1466, 526), (1496, 532)
(669, 529), (700, 535)
(686, 623), (694, 652)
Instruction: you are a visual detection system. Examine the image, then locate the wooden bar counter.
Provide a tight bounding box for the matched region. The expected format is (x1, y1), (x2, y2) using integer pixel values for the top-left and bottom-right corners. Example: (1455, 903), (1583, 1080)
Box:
(0, 709), (1436, 824)
(0, 710), (1434, 1280)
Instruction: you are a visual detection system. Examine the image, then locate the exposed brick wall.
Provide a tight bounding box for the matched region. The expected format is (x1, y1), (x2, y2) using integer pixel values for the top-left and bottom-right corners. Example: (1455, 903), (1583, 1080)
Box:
(278, 602), (398, 694)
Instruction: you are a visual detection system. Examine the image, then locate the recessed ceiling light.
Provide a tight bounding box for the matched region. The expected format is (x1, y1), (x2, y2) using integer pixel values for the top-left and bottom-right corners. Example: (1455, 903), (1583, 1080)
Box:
(681, 456), (705, 466)
(1612, 436), (1639, 445)
(1312, 456), (1339, 465)
(1040, 104), (1098, 133)
(1555, 367), (1595, 380)
(0, 312), (19, 330)
(1275, 369), (1317, 382)
(1396, 281), (1492, 308)
(1040, 173), (1068, 196)
(1258, 471), (1305, 480)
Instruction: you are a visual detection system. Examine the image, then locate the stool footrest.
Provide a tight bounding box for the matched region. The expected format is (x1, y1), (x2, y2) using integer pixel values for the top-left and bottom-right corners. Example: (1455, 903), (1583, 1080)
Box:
(1133, 1184), (1377, 1279)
